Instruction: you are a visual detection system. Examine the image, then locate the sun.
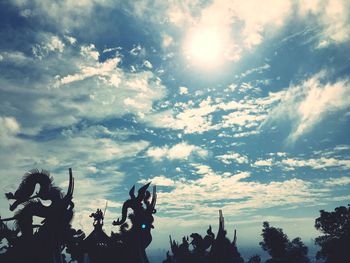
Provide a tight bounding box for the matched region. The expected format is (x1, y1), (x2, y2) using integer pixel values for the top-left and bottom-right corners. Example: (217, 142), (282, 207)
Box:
(184, 26), (227, 69)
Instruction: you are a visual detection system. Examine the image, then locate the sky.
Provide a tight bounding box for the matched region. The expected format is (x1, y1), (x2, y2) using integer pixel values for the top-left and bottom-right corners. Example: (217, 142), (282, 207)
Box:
(0, 0), (350, 259)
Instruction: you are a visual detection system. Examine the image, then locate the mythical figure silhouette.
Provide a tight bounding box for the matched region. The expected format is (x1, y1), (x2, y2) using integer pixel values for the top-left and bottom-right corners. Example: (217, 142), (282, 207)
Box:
(208, 210), (243, 263)
(78, 183), (157, 263)
(90, 209), (104, 226)
(0, 168), (75, 263)
(80, 207), (110, 263)
(110, 182), (157, 263)
(163, 210), (244, 263)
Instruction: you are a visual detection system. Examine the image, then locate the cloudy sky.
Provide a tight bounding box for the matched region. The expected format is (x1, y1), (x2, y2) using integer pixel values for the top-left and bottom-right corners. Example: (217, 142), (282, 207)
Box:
(1, 0), (350, 256)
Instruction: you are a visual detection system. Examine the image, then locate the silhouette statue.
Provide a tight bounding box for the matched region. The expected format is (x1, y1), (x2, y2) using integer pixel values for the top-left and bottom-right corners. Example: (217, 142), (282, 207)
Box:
(0, 170), (157, 263)
(0, 219), (19, 258)
(163, 210), (244, 263)
(0, 168), (75, 263)
(208, 210), (244, 263)
(90, 209), (104, 226)
(77, 183), (157, 263)
(81, 208), (110, 263)
(65, 227), (86, 263)
(3, 167), (333, 263)
(110, 182), (157, 263)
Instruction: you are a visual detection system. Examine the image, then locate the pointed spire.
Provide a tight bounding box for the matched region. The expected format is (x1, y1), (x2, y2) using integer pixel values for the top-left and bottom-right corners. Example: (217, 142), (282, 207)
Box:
(217, 209), (225, 238)
(233, 229), (237, 245)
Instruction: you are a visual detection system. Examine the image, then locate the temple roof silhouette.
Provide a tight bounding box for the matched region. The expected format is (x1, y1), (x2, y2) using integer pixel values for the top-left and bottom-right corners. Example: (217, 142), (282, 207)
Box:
(83, 223), (109, 249)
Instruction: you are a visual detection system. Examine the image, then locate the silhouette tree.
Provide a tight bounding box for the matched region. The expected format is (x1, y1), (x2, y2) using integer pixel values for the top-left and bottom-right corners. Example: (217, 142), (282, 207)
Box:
(286, 237), (309, 263)
(248, 255), (261, 263)
(314, 204), (350, 263)
(260, 221), (309, 263)
(260, 222), (289, 260)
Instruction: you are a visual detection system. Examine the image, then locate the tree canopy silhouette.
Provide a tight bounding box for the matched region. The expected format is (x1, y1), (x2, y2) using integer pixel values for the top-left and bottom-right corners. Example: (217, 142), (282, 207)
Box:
(260, 221), (309, 263)
(247, 255), (261, 263)
(314, 204), (350, 263)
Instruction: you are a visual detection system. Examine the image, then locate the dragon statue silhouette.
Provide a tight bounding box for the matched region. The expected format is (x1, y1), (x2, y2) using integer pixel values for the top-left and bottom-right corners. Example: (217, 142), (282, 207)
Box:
(0, 168), (157, 263)
(110, 182), (157, 263)
(66, 182), (157, 263)
(0, 168), (75, 263)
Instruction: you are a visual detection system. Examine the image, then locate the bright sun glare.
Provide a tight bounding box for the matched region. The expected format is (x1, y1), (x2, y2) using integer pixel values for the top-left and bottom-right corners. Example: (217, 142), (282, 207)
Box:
(184, 26), (227, 69)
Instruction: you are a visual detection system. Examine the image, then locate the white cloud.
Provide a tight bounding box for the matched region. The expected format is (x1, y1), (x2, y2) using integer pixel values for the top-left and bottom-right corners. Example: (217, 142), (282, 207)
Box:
(139, 175), (175, 187)
(0, 116), (21, 146)
(143, 60), (153, 69)
(298, 0), (350, 47)
(254, 159), (273, 167)
(58, 56), (121, 85)
(221, 110), (266, 128)
(241, 63), (270, 78)
(65, 35), (77, 45)
(146, 142), (208, 161)
(250, 152), (350, 171)
(32, 35), (65, 59)
(155, 163), (324, 221)
(46, 36), (65, 52)
(162, 33), (173, 47)
(0, 51), (31, 65)
(322, 176), (350, 187)
(80, 44), (99, 60)
(179, 86), (188, 95)
(145, 87), (280, 138)
(0, 40), (166, 136)
(130, 44), (144, 56)
(0, 116), (20, 134)
(281, 157), (350, 170)
(266, 71), (350, 143)
(334, 145), (350, 151)
(11, 0), (114, 30)
(145, 97), (218, 134)
(217, 152), (249, 164)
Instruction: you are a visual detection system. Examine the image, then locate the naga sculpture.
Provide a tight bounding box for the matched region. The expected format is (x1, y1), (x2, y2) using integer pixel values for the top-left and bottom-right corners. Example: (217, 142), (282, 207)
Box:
(110, 182), (157, 263)
(0, 168), (75, 263)
(77, 183), (157, 263)
(0, 169), (158, 263)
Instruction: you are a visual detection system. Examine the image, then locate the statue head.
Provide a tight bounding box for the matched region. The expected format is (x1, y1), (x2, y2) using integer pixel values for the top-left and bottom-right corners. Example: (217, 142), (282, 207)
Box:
(190, 233), (203, 249)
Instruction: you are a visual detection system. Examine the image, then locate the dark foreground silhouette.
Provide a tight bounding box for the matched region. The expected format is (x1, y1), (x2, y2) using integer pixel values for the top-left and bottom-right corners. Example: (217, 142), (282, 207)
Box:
(0, 168), (156, 263)
(0, 169), (349, 263)
(163, 210), (244, 263)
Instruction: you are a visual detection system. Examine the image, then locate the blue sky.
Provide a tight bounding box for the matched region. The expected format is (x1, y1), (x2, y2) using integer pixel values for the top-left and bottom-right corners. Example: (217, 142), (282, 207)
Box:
(1, 0), (350, 256)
